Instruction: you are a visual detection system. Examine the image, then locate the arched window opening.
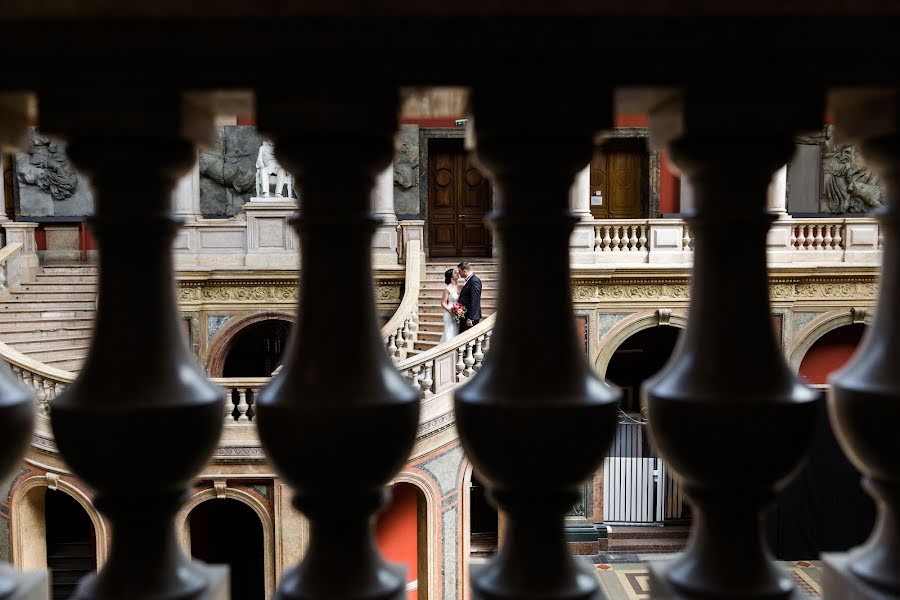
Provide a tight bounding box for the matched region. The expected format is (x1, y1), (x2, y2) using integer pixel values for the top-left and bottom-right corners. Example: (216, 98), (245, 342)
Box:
(222, 319), (291, 377)
(376, 483), (428, 599)
(605, 326), (681, 414)
(469, 474), (499, 560)
(45, 490), (97, 600)
(189, 499), (265, 600)
(798, 323), (867, 384)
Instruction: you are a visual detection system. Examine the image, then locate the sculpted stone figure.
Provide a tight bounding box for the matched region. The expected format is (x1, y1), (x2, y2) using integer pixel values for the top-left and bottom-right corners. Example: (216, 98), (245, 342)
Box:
(823, 144), (884, 213)
(255, 141), (294, 199)
(17, 130), (78, 201)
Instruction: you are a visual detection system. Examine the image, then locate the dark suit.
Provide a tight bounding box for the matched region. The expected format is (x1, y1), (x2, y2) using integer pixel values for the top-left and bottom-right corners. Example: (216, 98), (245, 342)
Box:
(458, 274), (482, 333)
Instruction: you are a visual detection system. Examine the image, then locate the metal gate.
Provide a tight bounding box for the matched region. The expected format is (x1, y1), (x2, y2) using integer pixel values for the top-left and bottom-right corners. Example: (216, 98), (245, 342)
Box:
(603, 414), (687, 524)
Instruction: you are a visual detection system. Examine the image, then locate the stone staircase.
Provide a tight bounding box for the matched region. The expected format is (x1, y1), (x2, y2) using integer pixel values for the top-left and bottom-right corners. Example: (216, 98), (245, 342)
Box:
(0, 263), (98, 373)
(412, 261), (498, 356)
(607, 525), (690, 554)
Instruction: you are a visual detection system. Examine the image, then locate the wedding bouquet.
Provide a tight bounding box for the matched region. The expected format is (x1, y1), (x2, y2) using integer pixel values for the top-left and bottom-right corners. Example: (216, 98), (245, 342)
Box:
(450, 302), (466, 323)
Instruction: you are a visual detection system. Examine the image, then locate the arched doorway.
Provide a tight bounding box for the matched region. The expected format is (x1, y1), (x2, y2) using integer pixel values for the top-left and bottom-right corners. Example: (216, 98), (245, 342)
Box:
(468, 474), (499, 560)
(376, 483), (429, 599)
(222, 319), (291, 377)
(798, 323), (866, 384)
(45, 490), (97, 600)
(603, 325), (683, 524)
(189, 499), (265, 600)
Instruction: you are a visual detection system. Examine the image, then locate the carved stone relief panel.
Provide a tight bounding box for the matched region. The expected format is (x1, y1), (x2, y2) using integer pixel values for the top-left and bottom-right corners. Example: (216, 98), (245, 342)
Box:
(14, 128), (94, 218)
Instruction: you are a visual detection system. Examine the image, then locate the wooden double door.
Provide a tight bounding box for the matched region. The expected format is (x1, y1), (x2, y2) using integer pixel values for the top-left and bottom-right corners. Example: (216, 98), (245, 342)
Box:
(428, 139), (492, 257)
(589, 138), (647, 219)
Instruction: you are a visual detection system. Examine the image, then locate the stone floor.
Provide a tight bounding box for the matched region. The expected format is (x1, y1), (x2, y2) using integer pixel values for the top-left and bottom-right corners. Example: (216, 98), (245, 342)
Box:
(592, 556), (823, 599)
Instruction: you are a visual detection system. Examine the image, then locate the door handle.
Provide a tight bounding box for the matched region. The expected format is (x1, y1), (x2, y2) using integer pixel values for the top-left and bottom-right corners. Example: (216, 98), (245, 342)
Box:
(458, 214), (464, 219)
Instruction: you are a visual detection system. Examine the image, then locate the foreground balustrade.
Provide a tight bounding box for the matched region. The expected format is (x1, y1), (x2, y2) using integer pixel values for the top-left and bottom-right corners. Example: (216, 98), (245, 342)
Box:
(824, 91), (900, 598)
(644, 89), (822, 598)
(255, 89), (419, 600)
(455, 88), (620, 600)
(44, 93), (226, 599)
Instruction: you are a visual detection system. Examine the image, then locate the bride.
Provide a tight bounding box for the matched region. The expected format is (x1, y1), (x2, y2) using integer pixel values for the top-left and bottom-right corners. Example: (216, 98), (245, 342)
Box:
(440, 268), (464, 343)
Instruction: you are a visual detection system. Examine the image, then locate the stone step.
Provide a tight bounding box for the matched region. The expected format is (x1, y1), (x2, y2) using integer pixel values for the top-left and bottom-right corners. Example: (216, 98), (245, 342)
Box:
(608, 525), (690, 540)
(7, 291), (98, 302)
(34, 274), (99, 284)
(42, 356), (85, 371)
(606, 537), (687, 553)
(5, 335), (92, 351)
(0, 315), (94, 328)
(0, 310), (96, 322)
(39, 265), (99, 275)
(26, 343), (91, 361)
(0, 300), (97, 311)
(19, 282), (98, 293)
(0, 325), (93, 340)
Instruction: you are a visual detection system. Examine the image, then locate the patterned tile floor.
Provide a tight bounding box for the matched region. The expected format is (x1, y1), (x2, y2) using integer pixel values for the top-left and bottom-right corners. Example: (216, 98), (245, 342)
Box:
(593, 557), (823, 599)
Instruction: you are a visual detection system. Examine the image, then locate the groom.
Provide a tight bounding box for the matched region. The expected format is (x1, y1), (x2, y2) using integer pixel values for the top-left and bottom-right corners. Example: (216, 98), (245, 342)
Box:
(457, 261), (482, 333)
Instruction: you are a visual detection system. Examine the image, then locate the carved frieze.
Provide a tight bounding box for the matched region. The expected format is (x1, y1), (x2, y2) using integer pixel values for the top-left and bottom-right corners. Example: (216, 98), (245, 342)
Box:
(175, 279), (403, 306)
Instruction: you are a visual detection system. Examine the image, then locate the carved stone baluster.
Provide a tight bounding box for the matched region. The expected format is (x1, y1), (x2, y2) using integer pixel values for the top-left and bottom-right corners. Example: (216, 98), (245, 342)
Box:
(473, 336), (485, 371)
(387, 332), (398, 358)
(823, 224), (834, 249)
(638, 224), (648, 251)
(225, 390), (235, 422)
(463, 342), (476, 378)
(593, 224), (602, 250)
(484, 330), (493, 353)
(797, 224), (809, 250)
(814, 224), (825, 250)
(236, 389), (250, 422)
(45, 92), (225, 599)
(834, 223), (844, 249)
(644, 89), (821, 598)
(456, 346), (466, 381)
(456, 88), (619, 600)
(611, 224), (621, 251)
(421, 362), (434, 398)
(255, 88), (419, 600)
(825, 91), (900, 597)
(790, 224), (798, 250)
(602, 225), (612, 251)
(682, 225), (692, 251)
(410, 365), (424, 395)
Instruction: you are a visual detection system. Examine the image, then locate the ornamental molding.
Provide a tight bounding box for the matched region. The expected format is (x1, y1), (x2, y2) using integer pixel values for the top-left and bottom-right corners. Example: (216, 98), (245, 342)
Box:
(175, 279), (403, 305)
(573, 275), (878, 303)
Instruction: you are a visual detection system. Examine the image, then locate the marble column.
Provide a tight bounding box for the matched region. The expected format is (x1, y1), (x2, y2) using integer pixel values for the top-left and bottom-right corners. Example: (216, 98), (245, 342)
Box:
(569, 164), (592, 220)
(645, 88), (822, 599)
(455, 87), (619, 600)
(255, 88), (419, 600)
(372, 165), (398, 224)
(43, 92), (227, 600)
(768, 164), (788, 216)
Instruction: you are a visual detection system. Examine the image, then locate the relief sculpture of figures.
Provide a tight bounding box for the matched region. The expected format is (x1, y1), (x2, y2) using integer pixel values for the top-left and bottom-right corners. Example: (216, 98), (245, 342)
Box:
(255, 140), (295, 199)
(17, 130), (78, 201)
(823, 144), (884, 213)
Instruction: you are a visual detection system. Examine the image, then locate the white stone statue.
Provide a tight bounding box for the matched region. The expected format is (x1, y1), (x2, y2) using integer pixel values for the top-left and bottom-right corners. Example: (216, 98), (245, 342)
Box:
(255, 141), (294, 199)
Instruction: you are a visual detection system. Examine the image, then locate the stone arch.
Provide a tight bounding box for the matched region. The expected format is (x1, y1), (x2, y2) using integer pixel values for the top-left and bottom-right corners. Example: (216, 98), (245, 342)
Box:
(788, 308), (873, 373)
(390, 470), (441, 600)
(177, 484), (276, 599)
(460, 460), (475, 600)
(9, 473), (108, 571)
(594, 310), (688, 379)
(206, 311), (295, 377)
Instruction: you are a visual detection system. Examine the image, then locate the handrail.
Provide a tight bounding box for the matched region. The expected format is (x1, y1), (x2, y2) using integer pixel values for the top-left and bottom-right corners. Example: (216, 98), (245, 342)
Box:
(394, 313), (496, 398)
(0, 242), (23, 292)
(381, 238), (422, 361)
(0, 242), (22, 264)
(0, 340), (75, 416)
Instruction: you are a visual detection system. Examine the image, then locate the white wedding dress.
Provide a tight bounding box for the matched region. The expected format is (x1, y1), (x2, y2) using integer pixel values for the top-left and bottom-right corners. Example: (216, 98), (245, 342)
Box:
(440, 288), (460, 343)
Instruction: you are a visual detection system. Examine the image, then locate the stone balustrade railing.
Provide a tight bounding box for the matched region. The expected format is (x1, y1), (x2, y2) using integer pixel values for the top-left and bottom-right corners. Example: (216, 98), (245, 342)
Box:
(0, 242), (23, 295)
(382, 239), (423, 361)
(394, 314), (495, 398)
(212, 377), (269, 423)
(0, 341), (73, 417)
(571, 216), (882, 267)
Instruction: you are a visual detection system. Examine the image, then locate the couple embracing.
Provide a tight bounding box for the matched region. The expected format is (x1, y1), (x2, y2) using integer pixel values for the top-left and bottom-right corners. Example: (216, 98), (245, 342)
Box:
(439, 261), (482, 343)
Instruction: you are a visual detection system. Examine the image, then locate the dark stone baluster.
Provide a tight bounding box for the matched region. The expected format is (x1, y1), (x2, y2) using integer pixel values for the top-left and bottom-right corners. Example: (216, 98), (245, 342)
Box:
(455, 88), (620, 600)
(825, 91), (900, 598)
(0, 95), (41, 599)
(255, 89), (420, 600)
(43, 93), (226, 599)
(644, 89), (822, 598)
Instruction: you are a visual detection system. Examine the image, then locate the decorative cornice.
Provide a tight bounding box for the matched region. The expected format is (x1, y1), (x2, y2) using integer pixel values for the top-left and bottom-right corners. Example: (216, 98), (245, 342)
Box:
(175, 279), (403, 305)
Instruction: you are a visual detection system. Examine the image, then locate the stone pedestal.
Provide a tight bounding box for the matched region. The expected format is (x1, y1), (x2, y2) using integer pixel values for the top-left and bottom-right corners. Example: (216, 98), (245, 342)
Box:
(243, 199), (299, 268)
(1, 222), (38, 282)
(821, 552), (896, 600)
(649, 560), (811, 600)
(0, 566), (49, 600)
(42, 225), (81, 262)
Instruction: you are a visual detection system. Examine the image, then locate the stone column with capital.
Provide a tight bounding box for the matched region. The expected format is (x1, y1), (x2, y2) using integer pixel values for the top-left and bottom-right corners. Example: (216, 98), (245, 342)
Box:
(768, 164), (788, 216)
(371, 165), (400, 268)
(569, 164), (597, 266)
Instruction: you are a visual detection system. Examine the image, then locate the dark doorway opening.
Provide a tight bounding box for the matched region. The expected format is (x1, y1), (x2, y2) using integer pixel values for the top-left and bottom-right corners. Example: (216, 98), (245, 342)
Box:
(605, 326), (681, 413)
(427, 138), (492, 258)
(469, 474), (499, 557)
(45, 490), (96, 600)
(189, 499), (265, 600)
(222, 319), (291, 377)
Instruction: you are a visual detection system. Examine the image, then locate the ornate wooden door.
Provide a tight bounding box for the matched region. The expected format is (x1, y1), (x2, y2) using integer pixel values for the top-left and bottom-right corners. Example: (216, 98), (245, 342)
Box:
(589, 139), (647, 219)
(428, 139), (491, 257)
